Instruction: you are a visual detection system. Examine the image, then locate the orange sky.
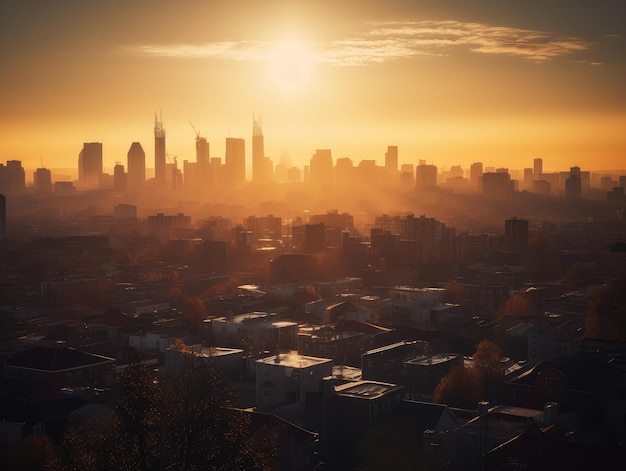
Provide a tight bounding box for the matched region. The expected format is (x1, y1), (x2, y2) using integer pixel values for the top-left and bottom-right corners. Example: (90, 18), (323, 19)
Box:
(1, 0), (625, 174)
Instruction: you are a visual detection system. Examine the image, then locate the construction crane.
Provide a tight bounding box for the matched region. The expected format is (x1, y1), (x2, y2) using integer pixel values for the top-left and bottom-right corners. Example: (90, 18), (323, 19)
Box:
(189, 121), (200, 141)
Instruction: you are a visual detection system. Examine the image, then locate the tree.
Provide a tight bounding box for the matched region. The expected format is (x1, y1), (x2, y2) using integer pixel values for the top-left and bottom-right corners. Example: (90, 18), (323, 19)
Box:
(473, 339), (502, 377)
(445, 280), (466, 304)
(184, 295), (207, 330)
(585, 268), (626, 341)
(56, 354), (278, 471)
(432, 365), (483, 409)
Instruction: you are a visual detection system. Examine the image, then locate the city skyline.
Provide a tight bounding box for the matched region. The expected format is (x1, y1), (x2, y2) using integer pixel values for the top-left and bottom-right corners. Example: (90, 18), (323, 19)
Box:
(1, 1), (625, 172)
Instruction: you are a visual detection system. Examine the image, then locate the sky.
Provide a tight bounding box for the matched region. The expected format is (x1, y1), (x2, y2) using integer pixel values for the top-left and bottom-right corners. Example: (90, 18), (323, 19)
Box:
(1, 0), (625, 174)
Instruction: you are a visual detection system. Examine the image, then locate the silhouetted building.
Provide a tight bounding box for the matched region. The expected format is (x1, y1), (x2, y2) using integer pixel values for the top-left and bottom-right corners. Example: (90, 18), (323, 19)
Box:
(154, 113), (166, 184)
(252, 115), (272, 183)
(302, 223), (326, 253)
(415, 164), (438, 190)
(385, 145), (398, 178)
(79, 142), (103, 186)
(532, 179), (551, 197)
(470, 162), (483, 188)
(127, 141), (146, 191)
(505, 217), (529, 252)
(533, 157), (543, 180)
(113, 163), (126, 192)
(565, 167), (582, 200)
(54, 181), (76, 194)
(113, 204), (137, 220)
(225, 137), (245, 186)
(482, 171), (514, 199)
(33, 167), (52, 194)
(310, 149), (333, 186)
(0, 160), (26, 194)
(0, 193), (5, 239)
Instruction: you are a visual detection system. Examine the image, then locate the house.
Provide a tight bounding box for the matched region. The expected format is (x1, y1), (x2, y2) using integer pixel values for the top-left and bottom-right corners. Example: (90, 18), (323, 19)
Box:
(4, 341), (115, 399)
(211, 312), (298, 353)
(255, 353), (333, 411)
(297, 318), (394, 367)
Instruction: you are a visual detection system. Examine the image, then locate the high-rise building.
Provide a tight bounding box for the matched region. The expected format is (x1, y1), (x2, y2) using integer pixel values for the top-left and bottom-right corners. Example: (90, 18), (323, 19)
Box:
(127, 142), (146, 191)
(385, 145), (398, 175)
(34, 168), (52, 193)
(504, 217), (529, 252)
(154, 113), (166, 184)
(565, 167), (582, 200)
(252, 115), (272, 183)
(225, 137), (245, 187)
(0, 161), (26, 194)
(533, 158), (543, 180)
(114, 163), (126, 192)
(195, 134), (210, 188)
(415, 164), (438, 190)
(0, 193), (5, 239)
(79, 143), (103, 186)
(310, 149), (333, 186)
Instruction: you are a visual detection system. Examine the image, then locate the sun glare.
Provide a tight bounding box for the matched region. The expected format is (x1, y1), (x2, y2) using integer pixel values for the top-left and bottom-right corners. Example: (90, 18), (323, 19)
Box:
(268, 40), (315, 92)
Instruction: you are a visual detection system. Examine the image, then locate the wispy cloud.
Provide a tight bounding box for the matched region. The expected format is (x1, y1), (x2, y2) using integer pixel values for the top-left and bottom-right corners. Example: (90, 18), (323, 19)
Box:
(130, 20), (595, 66)
(324, 20), (593, 65)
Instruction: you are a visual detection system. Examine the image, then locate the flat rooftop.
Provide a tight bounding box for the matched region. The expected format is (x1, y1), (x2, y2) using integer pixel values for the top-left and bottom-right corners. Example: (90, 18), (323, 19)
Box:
(405, 353), (460, 366)
(256, 353), (332, 369)
(335, 380), (401, 400)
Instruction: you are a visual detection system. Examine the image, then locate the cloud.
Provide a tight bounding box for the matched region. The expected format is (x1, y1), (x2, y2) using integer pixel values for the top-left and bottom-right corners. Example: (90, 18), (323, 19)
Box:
(129, 20), (595, 66)
(323, 20), (594, 65)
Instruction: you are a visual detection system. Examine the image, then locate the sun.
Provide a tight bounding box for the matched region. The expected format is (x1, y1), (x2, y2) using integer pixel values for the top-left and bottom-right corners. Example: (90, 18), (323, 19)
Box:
(268, 40), (315, 92)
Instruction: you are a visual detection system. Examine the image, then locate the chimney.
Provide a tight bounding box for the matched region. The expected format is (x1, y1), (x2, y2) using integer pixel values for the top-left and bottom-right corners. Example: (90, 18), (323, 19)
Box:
(543, 402), (558, 426)
(478, 401), (490, 416)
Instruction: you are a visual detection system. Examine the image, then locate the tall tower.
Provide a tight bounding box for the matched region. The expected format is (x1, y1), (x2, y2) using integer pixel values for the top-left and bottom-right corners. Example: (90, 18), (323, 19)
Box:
(252, 114), (264, 183)
(154, 113), (166, 184)
(79, 143), (103, 187)
(127, 142), (146, 191)
(225, 137), (245, 187)
(533, 157), (543, 180)
(385, 146), (398, 174)
(310, 149), (333, 186)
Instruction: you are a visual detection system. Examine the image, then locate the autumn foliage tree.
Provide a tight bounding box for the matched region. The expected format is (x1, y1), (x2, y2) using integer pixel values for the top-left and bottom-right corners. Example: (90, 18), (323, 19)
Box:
(432, 365), (483, 410)
(56, 355), (277, 471)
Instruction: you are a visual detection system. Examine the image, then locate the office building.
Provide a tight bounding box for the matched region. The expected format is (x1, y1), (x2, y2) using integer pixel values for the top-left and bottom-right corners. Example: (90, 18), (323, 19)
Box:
(415, 163), (438, 190)
(34, 167), (52, 194)
(114, 163), (126, 192)
(252, 115), (272, 183)
(154, 113), (166, 184)
(225, 137), (245, 187)
(533, 157), (543, 180)
(0, 160), (26, 194)
(385, 145), (398, 177)
(310, 149), (333, 186)
(127, 141), (146, 191)
(79, 142), (103, 186)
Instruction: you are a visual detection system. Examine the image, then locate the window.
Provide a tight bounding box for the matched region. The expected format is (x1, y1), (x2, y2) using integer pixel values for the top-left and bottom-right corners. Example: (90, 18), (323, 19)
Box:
(263, 390), (271, 397)
(514, 387), (525, 400)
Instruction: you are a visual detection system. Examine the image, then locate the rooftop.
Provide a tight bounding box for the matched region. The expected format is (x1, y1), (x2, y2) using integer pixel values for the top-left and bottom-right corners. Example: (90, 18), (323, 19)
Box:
(256, 353), (332, 369)
(335, 380), (402, 400)
(405, 353), (460, 366)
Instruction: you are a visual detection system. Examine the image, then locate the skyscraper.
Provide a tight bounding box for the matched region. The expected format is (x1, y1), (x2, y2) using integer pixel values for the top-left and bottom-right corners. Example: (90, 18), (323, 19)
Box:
(310, 149), (333, 186)
(114, 163), (126, 192)
(79, 143), (103, 186)
(415, 163), (438, 190)
(385, 145), (398, 175)
(154, 113), (166, 184)
(252, 115), (272, 183)
(127, 141), (146, 191)
(533, 157), (543, 180)
(225, 137), (245, 187)
(34, 168), (52, 193)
